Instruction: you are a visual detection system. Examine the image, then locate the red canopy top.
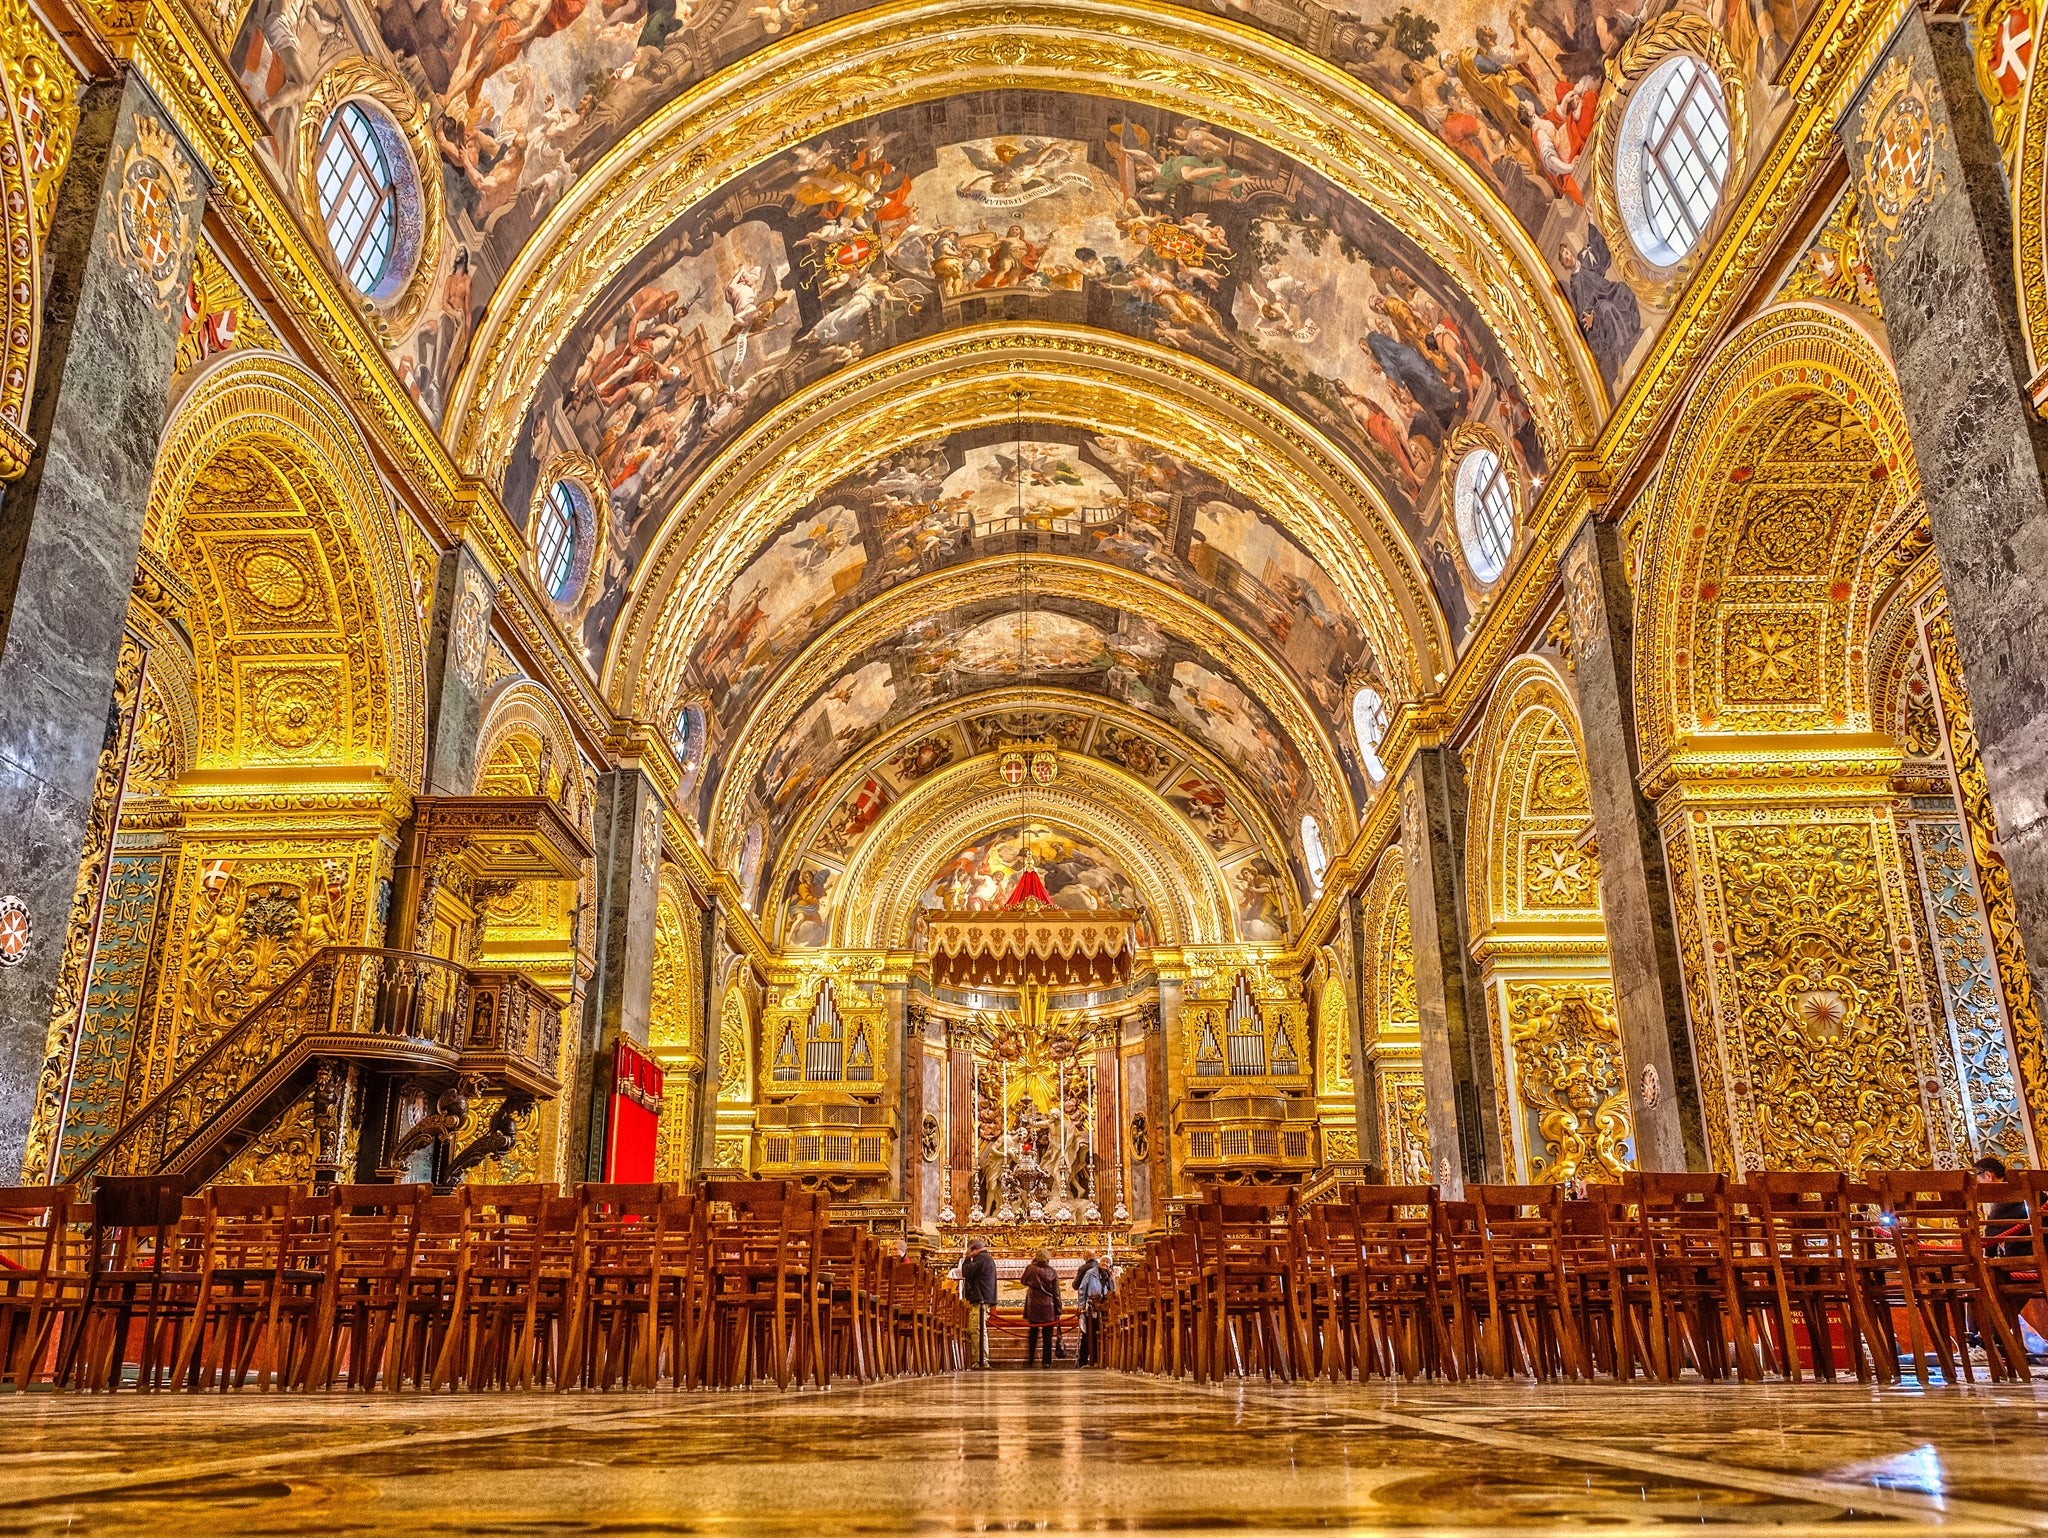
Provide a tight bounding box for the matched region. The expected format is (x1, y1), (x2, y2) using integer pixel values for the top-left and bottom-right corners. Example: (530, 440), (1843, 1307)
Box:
(1004, 868), (1054, 908)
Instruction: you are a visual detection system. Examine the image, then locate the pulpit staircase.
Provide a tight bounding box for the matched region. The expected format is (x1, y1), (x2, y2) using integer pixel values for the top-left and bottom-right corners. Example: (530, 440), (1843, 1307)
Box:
(59, 947), (564, 1191)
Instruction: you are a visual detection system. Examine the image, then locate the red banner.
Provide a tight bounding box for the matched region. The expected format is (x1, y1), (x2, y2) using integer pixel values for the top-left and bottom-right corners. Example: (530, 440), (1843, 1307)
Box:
(603, 1036), (664, 1182)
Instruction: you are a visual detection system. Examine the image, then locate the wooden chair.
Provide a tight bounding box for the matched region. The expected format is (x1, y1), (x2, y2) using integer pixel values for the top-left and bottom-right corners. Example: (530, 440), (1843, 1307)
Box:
(390, 1191), (467, 1389)
(309, 1184), (423, 1390)
(1559, 1193), (1642, 1380)
(1189, 1190), (1305, 1381)
(1637, 1173), (1757, 1383)
(172, 1184), (337, 1391)
(1353, 1186), (1456, 1381)
(433, 1183), (560, 1390)
(1980, 1171), (2046, 1377)
(1877, 1171), (2028, 1383)
(60, 1174), (194, 1391)
(704, 1187), (822, 1388)
(1469, 1185), (1587, 1380)
(0, 1186), (83, 1389)
(563, 1183), (668, 1390)
(1751, 1172), (1883, 1383)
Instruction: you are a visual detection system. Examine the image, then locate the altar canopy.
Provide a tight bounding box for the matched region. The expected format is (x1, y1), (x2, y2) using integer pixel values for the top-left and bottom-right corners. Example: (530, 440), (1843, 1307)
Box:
(924, 874), (1140, 991)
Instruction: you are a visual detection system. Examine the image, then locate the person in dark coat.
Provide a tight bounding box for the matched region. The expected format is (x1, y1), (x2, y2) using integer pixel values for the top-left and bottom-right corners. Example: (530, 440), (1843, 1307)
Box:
(1021, 1248), (1061, 1368)
(960, 1238), (998, 1369)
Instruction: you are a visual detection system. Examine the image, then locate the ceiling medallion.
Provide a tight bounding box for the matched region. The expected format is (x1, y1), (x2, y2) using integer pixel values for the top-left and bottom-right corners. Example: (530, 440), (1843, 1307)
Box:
(0, 895), (31, 966)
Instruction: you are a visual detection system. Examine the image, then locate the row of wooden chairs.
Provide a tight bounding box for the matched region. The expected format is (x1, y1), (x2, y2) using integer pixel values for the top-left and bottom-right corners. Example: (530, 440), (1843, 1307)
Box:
(0, 1176), (966, 1392)
(1103, 1171), (2048, 1386)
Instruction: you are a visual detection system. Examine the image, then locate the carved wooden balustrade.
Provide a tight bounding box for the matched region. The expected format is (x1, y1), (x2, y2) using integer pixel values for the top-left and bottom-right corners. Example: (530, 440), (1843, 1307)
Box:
(1177, 1094), (1321, 1176)
(64, 948), (562, 1189)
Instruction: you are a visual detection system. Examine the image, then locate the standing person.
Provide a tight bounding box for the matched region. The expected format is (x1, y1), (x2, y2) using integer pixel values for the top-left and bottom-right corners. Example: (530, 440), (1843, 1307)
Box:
(1021, 1248), (1061, 1368)
(960, 1238), (998, 1370)
(1074, 1250), (1112, 1367)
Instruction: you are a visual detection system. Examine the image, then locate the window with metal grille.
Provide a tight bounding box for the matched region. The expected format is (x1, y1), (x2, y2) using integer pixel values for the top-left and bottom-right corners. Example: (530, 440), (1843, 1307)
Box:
(315, 103), (400, 295)
(1455, 448), (1515, 583)
(1626, 54), (1731, 265)
(535, 481), (581, 600)
(1301, 814), (1328, 898)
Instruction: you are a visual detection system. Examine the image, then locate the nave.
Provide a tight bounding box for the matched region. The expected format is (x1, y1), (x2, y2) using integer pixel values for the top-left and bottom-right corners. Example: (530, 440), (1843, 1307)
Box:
(3, 1373), (2047, 1534)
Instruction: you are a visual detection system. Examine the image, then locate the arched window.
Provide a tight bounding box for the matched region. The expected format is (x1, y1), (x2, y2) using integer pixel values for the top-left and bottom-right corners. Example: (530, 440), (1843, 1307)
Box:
(535, 480), (584, 600)
(1621, 53), (1732, 266)
(1352, 687), (1390, 782)
(1455, 448), (1516, 583)
(1302, 814), (1329, 897)
(314, 103), (402, 296)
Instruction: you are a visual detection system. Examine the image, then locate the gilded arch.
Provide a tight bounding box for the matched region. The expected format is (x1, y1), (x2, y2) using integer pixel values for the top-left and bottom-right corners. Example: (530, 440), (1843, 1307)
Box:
(610, 329), (1451, 720)
(837, 752), (1239, 949)
(1633, 302), (1917, 773)
(709, 555), (1356, 865)
(147, 352), (427, 786)
(1462, 657), (1629, 1184)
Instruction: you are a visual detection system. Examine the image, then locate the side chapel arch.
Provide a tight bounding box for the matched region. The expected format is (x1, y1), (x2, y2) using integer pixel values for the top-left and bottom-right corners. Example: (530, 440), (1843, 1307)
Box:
(1463, 657), (1632, 1184)
(1633, 302), (1954, 1175)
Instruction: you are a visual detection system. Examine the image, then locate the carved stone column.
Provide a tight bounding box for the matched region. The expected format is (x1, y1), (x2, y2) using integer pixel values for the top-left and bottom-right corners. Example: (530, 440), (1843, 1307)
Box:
(1399, 746), (1501, 1193)
(882, 978), (907, 1202)
(421, 545), (498, 796)
(569, 768), (664, 1180)
(0, 76), (207, 1176)
(1561, 516), (1710, 1170)
(690, 900), (725, 1173)
(1842, 9), (2048, 1140)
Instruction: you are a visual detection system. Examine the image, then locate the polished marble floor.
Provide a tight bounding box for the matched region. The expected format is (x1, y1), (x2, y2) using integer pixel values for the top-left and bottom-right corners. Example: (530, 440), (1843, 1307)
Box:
(3, 1370), (2047, 1534)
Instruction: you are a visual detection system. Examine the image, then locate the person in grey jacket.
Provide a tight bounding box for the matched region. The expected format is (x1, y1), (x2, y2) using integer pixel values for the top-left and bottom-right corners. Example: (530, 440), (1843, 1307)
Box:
(1073, 1250), (1112, 1367)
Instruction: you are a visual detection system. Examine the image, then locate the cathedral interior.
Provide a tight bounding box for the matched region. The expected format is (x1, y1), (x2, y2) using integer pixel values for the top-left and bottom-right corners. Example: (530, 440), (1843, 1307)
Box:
(4, 0), (2048, 1528)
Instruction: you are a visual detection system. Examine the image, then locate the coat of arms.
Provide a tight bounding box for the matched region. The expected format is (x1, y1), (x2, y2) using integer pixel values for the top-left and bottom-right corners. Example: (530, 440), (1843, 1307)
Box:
(108, 115), (196, 320)
(1857, 56), (1948, 259)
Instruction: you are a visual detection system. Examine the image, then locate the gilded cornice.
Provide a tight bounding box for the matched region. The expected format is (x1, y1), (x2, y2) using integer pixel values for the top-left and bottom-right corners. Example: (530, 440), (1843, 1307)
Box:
(838, 752), (1235, 948)
(768, 684), (1294, 914)
(706, 554), (1356, 862)
(445, 0), (1600, 479)
(609, 326), (1448, 717)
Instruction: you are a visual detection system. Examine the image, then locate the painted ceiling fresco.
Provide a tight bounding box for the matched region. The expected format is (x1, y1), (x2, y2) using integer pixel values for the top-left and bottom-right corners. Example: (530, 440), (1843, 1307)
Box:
(768, 704), (1294, 948)
(240, 0), (1814, 451)
(655, 424), (1391, 782)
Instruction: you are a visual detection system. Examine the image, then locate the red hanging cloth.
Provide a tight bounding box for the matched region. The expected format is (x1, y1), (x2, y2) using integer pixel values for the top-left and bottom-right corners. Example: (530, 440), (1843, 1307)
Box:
(1005, 868), (1054, 907)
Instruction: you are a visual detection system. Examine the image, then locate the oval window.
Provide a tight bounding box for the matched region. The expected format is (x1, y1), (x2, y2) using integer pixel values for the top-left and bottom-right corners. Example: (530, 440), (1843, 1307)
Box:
(1352, 687), (1390, 783)
(1454, 448), (1516, 584)
(535, 479), (587, 601)
(1302, 814), (1329, 898)
(1619, 53), (1733, 267)
(313, 101), (420, 300)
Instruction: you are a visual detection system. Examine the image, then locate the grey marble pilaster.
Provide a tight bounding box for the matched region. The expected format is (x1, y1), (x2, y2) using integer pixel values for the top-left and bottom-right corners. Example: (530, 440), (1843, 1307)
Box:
(0, 75), (206, 1177)
(420, 545), (497, 796)
(570, 768), (664, 1181)
(883, 980), (908, 1200)
(1561, 517), (1709, 1171)
(1843, 10), (2048, 1017)
(1343, 892), (1382, 1169)
(688, 904), (724, 1176)
(1398, 746), (1501, 1194)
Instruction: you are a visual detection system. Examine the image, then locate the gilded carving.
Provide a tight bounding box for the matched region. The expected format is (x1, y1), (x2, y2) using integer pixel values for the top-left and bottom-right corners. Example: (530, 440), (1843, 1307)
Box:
(1710, 818), (1931, 1172)
(107, 115), (199, 322)
(1775, 188), (1884, 318)
(1924, 605), (2048, 1156)
(0, 0), (76, 243)
(1503, 981), (1633, 1183)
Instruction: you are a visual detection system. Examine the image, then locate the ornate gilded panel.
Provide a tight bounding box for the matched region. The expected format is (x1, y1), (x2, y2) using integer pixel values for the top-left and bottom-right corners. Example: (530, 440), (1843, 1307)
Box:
(1683, 808), (1941, 1173)
(1902, 817), (2029, 1163)
(1499, 979), (1633, 1184)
